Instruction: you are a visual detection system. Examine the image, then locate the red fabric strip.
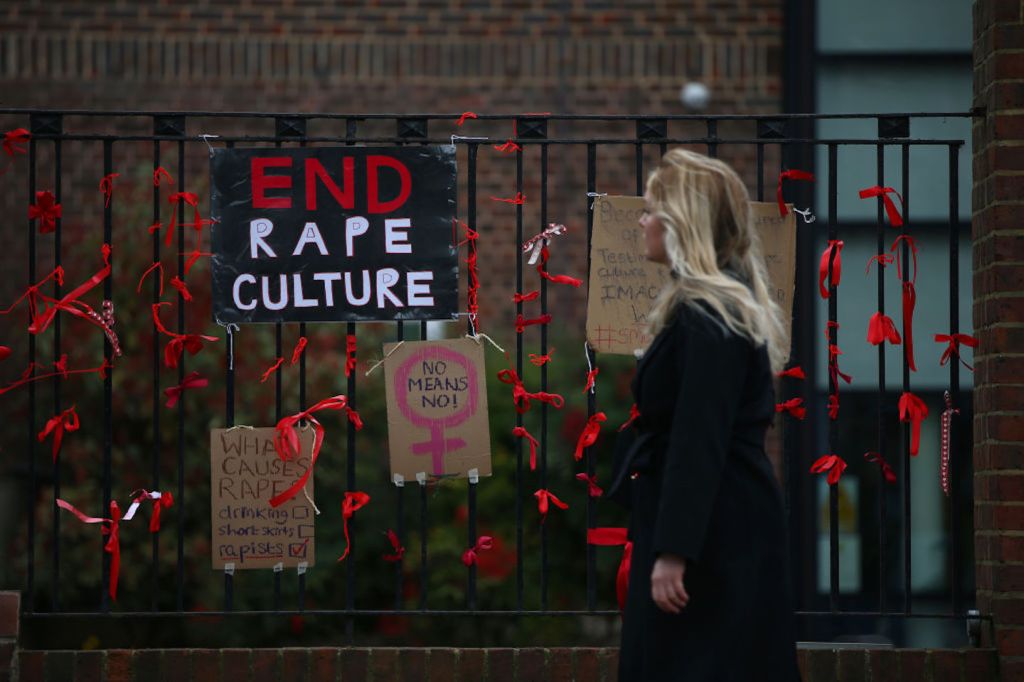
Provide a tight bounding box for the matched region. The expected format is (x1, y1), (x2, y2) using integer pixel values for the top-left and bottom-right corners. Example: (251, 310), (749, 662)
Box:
(775, 397), (806, 420)
(345, 334), (358, 377)
(818, 240), (844, 299)
(290, 336), (308, 365)
(515, 313), (553, 333)
(898, 391), (929, 456)
(455, 112), (478, 127)
(533, 488), (568, 522)
(583, 367), (599, 394)
(461, 535), (494, 566)
(776, 366), (806, 380)
(382, 529), (405, 562)
(38, 405), (80, 461)
(99, 173), (120, 208)
(153, 166), (174, 187)
(337, 491), (370, 562)
(574, 412), (607, 461)
(864, 452), (897, 484)
(935, 333), (978, 371)
(512, 425), (540, 471)
(136, 262), (164, 296)
(490, 192), (525, 204)
(859, 186), (904, 227)
(496, 368), (565, 414)
(28, 190), (61, 234)
(576, 472), (603, 498)
(618, 403), (640, 431)
(260, 357), (284, 383)
(537, 245), (582, 288)
(867, 312), (901, 346)
(528, 347), (555, 367)
(513, 290), (540, 303)
(164, 371), (208, 408)
(56, 498), (121, 600)
(810, 454), (847, 485)
(168, 276), (192, 302)
(777, 169), (815, 216)
(3, 128), (30, 156)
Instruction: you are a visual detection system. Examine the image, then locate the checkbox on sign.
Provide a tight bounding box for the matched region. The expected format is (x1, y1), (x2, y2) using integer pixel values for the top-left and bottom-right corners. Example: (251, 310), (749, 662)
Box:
(289, 539), (309, 558)
(298, 524), (315, 538)
(292, 506), (310, 520)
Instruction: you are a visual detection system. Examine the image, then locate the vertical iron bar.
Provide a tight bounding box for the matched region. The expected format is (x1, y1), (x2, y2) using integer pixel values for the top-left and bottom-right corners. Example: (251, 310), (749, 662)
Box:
(175, 137), (186, 612)
(901, 142), (912, 615)
(756, 143), (765, 201)
(101, 140), (113, 613)
(223, 140), (235, 613)
(151, 139), (162, 611)
(827, 144), (839, 612)
(876, 142), (888, 615)
(26, 133), (37, 612)
(539, 142), (549, 610)
(465, 142), (479, 610)
(706, 120), (719, 158)
(949, 143), (962, 615)
(586, 143), (597, 611)
(634, 142), (643, 196)
(51, 135), (62, 612)
(514, 140), (525, 611)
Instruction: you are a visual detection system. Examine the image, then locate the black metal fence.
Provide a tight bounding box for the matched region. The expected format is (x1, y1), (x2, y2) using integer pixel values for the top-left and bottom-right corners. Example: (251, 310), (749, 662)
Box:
(0, 110), (975, 646)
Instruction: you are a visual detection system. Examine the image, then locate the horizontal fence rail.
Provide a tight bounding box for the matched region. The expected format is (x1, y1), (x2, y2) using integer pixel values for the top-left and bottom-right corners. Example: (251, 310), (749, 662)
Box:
(0, 110), (976, 646)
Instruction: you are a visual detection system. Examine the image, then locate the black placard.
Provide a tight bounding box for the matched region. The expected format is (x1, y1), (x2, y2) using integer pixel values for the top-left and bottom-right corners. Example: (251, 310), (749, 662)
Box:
(210, 146), (458, 324)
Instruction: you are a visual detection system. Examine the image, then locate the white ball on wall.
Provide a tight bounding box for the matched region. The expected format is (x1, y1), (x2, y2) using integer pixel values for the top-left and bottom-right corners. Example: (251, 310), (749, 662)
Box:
(680, 82), (711, 110)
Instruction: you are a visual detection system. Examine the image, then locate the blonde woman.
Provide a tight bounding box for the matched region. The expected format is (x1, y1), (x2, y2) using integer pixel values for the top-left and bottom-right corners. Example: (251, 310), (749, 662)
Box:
(612, 149), (800, 680)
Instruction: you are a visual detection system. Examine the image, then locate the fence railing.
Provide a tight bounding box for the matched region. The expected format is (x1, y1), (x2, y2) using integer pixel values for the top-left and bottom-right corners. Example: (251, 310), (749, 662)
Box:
(0, 110), (975, 646)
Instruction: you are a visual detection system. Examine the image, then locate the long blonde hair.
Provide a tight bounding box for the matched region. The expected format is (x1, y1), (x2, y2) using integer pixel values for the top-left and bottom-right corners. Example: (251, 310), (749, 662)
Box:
(645, 148), (787, 372)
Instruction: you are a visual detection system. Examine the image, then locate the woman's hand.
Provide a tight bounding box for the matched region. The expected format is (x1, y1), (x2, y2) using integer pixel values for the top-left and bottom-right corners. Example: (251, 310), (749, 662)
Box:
(651, 554), (690, 614)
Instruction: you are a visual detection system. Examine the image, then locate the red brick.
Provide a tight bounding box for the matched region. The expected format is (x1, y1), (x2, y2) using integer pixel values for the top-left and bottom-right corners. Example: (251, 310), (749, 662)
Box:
(866, 648), (899, 682)
(518, 648), (547, 680)
(428, 648), (457, 682)
(488, 648), (515, 682)
(930, 650), (962, 682)
(458, 647), (485, 675)
(192, 650), (220, 682)
(795, 648), (808, 681)
(340, 648), (368, 682)
(805, 649), (836, 681)
(282, 649), (309, 681)
(221, 649), (250, 678)
(976, 355), (1024, 387)
(976, 443), (1024, 469)
(106, 650), (135, 682)
(836, 649), (865, 682)
(399, 648), (427, 682)
(898, 650), (927, 681)
(999, 628), (1024, 656)
(370, 648), (399, 679)
(75, 651), (104, 682)
(976, 472), (1024, 502)
(985, 413), (1024, 441)
(978, 326), (1024, 357)
(548, 648), (573, 681)
(18, 651), (44, 682)
(962, 648), (998, 681)
(993, 0), (1023, 22)
(133, 651), (162, 682)
(601, 648), (619, 679)
(160, 651), (191, 682)
(251, 650), (279, 682)
(994, 114), (1024, 140)
(999, 657), (1024, 680)
(0, 593), (18, 639)
(309, 648), (338, 682)
(573, 649), (600, 681)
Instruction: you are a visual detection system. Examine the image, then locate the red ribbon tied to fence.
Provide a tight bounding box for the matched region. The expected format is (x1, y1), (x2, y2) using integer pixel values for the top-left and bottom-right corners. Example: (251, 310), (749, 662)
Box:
(382, 529), (405, 563)
(935, 333), (978, 371)
(890, 234), (919, 372)
(534, 489), (569, 522)
(867, 312), (901, 346)
(515, 313), (552, 333)
(775, 397), (806, 420)
(129, 490), (174, 533)
(290, 336), (308, 365)
(168, 276), (192, 302)
(513, 290), (540, 304)
(99, 173), (120, 208)
(28, 190), (62, 234)
(164, 371), (208, 408)
(537, 245), (582, 288)
(496, 368), (565, 414)
(3, 128), (30, 156)
(529, 348), (555, 367)
(29, 245), (112, 337)
(153, 166), (174, 187)
(583, 367), (599, 394)
(810, 454), (847, 486)
(859, 186), (904, 227)
(455, 112), (478, 127)
(165, 191), (202, 247)
(512, 425), (540, 471)
(345, 334), (358, 377)
(462, 535), (494, 567)
(587, 527), (632, 612)
(56, 498), (122, 600)
(864, 452), (897, 484)
(574, 412), (607, 461)
(776, 366), (806, 380)
(827, 394), (840, 421)
(337, 491), (370, 562)
(269, 394), (363, 508)
(818, 240), (844, 299)
(777, 169), (815, 216)
(38, 405), (80, 461)
(898, 391), (929, 456)
(576, 473), (604, 498)
(618, 403), (641, 432)
(150, 302), (218, 369)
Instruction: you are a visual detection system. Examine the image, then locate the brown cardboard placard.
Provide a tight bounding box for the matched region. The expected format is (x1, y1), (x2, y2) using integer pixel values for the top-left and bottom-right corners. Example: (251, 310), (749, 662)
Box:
(750, 201), (797, 363)
(383, 338), (491, 481)
(210, 426), (316, 570)
(585, 195), (671, 355)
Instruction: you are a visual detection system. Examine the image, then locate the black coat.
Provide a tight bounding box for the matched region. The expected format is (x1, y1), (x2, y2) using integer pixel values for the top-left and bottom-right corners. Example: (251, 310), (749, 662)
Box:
(613, 302), (801, 682)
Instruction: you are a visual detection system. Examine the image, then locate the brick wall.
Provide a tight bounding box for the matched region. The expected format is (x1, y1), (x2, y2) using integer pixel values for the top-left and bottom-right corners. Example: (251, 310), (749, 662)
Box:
(972, 0), (1024, 680)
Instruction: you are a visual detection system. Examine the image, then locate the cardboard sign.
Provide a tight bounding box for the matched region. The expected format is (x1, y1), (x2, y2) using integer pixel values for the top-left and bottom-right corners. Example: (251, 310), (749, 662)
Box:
(586, 196), (671, 355)
(210, 146), (458, 325)
(383, 338), (491, 481)
(750, 201), (797, 362)
(210, 427), (316, 569)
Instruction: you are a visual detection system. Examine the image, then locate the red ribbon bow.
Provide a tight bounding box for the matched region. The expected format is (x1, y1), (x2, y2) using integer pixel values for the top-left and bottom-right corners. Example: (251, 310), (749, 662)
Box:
(164, 371), (208, 408)
(382, 529), (405, 562)
(574, 412), (607, 461)
(864, 452), (897, 484)
(859, 186), (904, 227)
(99, 173), (120, 208)
(533, 489), (568, 522)
(462, 535), (494, 566)
(898, 391), (929, 456)
(3, 127), (30, 156)
(455, 112), (478, 127)
(775, 398), (806, 420)
(38, 405), (80, 461)
(867, 312), (901, 346)
(513, 290), (540, 303)
(827, 394), (840, 421)
(260, 357), (285, 383)
(776, 366), (806, 380)
(29, 245), (112, 337)
(515, 313), (553, 333)
(168, 275), (192, 302)
(29, 190), (62, 234)
(151, 303), (218, 369)
(512, 425), (540, 471)
(935, 333), (978, 371)
(537, 245), (582, 288)
(337, 491), (370, 562)
(528, 348), (555, 366)
(270, 395), (362, 508)
(56, 498), (121, 600)
(618, 403), (640, 432)
(583, 367), (599, 394)
(291, 336), (308, 365)
(576, 472), (604, 497)
(587, 527), (632, 612)
(818, 240), (844, 299)
(164, 191), (202, 247)
(496, 368), (565, 414)
(777, 170), (815, 216)
(344, 335), (358, 376)
(494, 139), (522, 153)
(131, 490), (174, 532)
(810, 454), (847, 485)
